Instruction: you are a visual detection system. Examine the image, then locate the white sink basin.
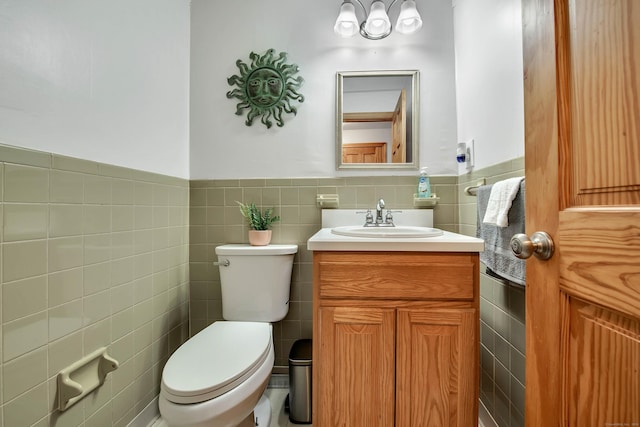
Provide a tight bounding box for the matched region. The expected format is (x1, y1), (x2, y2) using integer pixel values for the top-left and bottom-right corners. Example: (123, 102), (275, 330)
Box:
(331, 225), (444, 238)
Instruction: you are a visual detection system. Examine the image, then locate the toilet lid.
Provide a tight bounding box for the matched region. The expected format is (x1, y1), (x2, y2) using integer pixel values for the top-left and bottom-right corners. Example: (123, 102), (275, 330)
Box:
(161, 321), (271, 404)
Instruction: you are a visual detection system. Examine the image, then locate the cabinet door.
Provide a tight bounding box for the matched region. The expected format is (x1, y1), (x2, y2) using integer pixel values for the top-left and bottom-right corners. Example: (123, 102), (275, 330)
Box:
(396, 309), (478, 427)
(318, 306), (396, 427)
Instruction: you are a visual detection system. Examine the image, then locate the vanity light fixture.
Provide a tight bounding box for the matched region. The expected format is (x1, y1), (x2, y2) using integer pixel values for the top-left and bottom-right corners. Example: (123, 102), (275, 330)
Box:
(334, 0), (423, 40)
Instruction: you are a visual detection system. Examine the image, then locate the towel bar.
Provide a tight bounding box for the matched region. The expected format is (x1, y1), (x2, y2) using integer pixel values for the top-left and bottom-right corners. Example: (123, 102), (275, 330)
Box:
(464, 178), (486, 196)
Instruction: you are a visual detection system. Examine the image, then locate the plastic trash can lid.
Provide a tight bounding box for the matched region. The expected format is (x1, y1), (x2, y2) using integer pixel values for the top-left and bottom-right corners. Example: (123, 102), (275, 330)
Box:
(289, 339), (312, 366)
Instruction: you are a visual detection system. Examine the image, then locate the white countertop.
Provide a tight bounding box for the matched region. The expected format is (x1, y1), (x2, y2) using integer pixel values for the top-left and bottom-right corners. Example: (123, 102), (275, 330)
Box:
(307, 228), (485, 252)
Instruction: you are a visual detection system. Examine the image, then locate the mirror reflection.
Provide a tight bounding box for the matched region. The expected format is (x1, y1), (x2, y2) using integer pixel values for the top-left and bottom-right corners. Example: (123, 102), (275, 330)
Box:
(336, 70), (419, 170)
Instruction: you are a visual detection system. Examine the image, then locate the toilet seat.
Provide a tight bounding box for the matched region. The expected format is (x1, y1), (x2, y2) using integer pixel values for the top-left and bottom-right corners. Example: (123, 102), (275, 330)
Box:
(161, 321), (271, 404)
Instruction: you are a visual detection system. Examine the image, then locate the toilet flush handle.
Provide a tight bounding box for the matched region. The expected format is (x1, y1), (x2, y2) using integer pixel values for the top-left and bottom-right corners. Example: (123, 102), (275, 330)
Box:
(213, 259), (230, 267)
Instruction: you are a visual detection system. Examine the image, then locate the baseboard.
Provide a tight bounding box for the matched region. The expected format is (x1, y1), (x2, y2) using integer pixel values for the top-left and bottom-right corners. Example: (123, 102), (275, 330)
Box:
(127, 396), (160, 427)
(268, 374), (289, 389)
(271, 365), (288, 375)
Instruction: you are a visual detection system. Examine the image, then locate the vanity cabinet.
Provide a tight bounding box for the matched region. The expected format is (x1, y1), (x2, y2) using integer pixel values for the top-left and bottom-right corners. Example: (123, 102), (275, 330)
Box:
(313, 251), (479, 427)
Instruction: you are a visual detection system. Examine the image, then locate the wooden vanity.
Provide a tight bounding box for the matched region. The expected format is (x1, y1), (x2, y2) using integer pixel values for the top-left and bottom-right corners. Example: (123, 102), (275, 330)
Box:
(311, 249), (480, 426)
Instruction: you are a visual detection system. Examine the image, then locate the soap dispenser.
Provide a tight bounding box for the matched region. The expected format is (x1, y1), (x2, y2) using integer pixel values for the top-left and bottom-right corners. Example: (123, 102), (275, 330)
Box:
(417, 167), (432, 198)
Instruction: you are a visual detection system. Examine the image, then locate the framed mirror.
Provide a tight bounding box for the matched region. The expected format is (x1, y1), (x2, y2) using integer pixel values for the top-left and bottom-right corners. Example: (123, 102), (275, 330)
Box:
(336, 70), (419, 170)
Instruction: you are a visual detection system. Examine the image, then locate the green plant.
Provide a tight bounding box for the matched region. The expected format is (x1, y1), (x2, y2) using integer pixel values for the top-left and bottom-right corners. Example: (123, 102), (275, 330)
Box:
(237, 201), (280, 230)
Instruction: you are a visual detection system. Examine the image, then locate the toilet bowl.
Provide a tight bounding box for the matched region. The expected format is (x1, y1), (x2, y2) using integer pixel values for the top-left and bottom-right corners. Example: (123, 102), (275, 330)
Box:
(158, 244), (298, 427)
(159, 322), (273, 427)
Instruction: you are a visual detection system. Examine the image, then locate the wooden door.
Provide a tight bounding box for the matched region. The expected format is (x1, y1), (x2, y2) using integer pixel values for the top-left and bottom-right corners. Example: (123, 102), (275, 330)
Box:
(396, 309), (477, 427)
(342, 142), (387, 163)
(523, 0), (640, 425)
(391, 89), (407, 163)
(317, 306), (396, 427)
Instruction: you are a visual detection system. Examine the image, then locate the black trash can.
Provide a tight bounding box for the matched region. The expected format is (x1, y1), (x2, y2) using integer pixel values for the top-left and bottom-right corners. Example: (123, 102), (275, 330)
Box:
(288, 339), (312, 424)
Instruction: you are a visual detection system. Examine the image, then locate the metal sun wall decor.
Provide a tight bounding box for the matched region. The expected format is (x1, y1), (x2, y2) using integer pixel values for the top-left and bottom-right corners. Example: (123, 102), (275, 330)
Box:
(226, 49), (305, 129)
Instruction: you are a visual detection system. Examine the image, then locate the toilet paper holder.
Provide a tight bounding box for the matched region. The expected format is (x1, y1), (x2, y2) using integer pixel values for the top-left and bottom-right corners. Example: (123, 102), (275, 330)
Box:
(57, 347), (119, 411)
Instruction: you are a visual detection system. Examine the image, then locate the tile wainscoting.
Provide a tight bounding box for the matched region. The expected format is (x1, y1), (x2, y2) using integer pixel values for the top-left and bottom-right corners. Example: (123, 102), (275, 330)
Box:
(189, 175), (459, 367)
(0, 144), (190, 427)
(459, 157), (526, 427)
(0, 142), (523, 427)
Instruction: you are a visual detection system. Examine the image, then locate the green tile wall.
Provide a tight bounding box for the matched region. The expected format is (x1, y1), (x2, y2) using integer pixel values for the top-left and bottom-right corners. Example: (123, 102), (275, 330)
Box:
(458, 158), (526, 427)
(0, 144), (190, 427)
(0, 142), (525, 426)
(189, 175), (459, 367)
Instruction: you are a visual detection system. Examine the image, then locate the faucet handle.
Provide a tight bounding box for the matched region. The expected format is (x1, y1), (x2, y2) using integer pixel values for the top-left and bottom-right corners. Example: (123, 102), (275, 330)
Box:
(385, 211), (394, 224)
(385, 210), (402, 224)
(356, 209), (374, 224)
(365, 209), (374, 223)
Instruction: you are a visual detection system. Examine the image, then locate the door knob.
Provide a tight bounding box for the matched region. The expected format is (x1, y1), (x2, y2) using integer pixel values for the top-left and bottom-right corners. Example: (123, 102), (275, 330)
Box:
(510, 231), (555, 260)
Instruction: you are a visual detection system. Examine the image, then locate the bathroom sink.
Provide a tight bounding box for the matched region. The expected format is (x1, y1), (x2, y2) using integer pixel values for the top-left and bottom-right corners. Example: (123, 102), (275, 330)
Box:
(331, 225), (444, 238)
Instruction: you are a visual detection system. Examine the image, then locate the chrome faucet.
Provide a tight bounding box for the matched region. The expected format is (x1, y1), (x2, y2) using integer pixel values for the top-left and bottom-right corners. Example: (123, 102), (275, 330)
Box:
(360, 198), (398, 227)
(376, 199), (385, 224)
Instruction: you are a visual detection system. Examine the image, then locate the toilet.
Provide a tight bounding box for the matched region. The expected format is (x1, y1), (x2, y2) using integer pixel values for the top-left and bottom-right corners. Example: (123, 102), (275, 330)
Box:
(159, 244), (298, 427)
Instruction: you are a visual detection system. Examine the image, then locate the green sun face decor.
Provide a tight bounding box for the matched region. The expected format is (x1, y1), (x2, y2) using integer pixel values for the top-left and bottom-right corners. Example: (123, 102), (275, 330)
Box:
(226, 49), (304, 129)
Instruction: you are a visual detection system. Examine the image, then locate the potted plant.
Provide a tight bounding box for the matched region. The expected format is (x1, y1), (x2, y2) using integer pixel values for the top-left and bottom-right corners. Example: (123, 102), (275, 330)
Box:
(237, 201), (280, 246)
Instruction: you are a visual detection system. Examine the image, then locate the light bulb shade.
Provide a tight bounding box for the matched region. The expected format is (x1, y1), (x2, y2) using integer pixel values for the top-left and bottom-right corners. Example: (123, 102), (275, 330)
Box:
(364, 1), (391, 38)
(334, 1), (359, 37)
(395, 0), (422, 34)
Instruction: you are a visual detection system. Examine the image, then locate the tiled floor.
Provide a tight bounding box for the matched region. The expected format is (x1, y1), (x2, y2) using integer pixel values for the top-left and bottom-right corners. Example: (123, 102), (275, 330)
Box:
(265, 387), (311, 427)
(266, 386), (491, 427)
(152, 386), (489, 427)
(149, 388), (308, 427)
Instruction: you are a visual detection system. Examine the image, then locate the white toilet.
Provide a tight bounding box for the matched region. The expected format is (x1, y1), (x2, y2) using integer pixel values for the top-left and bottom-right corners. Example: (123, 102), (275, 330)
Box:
(159, 244), (298, 427)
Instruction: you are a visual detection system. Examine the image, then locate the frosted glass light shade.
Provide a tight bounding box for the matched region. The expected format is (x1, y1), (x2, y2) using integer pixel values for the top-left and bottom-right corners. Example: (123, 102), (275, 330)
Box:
(334, 1), (359, 37)
(364, 1), (391, 38)
(395, 0), (422, 34)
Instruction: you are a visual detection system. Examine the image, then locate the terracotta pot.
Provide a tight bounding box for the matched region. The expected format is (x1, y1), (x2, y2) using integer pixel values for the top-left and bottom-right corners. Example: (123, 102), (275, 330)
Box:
(248, 230), (272, 246)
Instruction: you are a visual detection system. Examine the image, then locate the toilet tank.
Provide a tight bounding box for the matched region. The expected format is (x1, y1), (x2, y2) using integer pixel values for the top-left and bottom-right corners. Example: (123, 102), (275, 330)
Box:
(215, 244), (298, 322)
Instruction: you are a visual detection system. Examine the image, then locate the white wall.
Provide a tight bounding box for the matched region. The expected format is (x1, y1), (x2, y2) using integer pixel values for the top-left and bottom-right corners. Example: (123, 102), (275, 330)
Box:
(190, 0), (459, 179)
(0, 0), (191, 179)
(453, 0), (525, 173)
(0, 0), (522, 180)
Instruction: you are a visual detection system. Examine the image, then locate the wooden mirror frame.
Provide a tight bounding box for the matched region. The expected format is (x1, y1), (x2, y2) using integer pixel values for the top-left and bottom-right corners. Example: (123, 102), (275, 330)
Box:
(336, 70), (419, 170)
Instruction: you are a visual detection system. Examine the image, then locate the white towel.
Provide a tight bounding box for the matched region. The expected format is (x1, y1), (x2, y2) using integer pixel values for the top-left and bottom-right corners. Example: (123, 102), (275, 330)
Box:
(482, 177), (525, 227)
